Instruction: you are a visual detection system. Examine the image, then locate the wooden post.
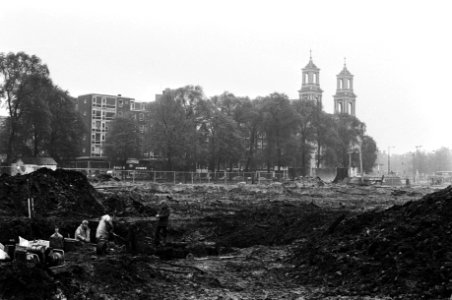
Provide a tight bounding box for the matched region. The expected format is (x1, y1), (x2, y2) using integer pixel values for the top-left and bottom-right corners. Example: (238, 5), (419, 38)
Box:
(27, 198), (31, 219)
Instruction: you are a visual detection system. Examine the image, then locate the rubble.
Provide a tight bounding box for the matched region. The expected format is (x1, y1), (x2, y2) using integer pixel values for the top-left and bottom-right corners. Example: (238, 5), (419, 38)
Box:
(291, 185), (452, 299)
(0, 168), (104, 218)
(0, 172), (443, 299)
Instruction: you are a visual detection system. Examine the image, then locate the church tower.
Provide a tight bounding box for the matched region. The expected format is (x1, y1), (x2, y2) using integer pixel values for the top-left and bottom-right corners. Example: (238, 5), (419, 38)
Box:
(333, 59), (357, 116)
(298, 51), (323, 106)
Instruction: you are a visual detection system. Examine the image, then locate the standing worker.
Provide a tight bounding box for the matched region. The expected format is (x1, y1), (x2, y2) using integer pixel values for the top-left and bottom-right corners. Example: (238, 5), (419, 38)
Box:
(154, 198), (171, 246)
(96, 214), (114, 255)
(75, 220), (91, 243)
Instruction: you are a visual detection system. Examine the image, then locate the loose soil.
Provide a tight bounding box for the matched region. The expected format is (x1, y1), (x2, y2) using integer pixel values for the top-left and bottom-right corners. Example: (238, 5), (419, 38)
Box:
(0, 170), (445, 299)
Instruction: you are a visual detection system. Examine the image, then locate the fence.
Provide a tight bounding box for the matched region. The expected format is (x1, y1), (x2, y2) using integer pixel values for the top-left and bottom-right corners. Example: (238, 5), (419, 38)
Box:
(0, 166), (11, 175)
(61, 168), (289, 185)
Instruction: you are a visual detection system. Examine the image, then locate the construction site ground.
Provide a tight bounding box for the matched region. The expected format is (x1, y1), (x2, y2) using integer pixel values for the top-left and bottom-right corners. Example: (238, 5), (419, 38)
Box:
(0, 170), (447, 299)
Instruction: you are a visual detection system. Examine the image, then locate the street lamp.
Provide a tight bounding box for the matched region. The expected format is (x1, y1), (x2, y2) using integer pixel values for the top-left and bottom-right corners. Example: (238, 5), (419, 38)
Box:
(413, 145), (422, 183)
(387, 146), (395, 175)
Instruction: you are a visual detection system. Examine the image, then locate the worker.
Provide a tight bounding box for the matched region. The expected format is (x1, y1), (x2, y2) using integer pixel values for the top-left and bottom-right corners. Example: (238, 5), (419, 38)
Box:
(154, 198), (171, 246)
(96, 214), (114, 255)
(75, 220), (91, 243)
(50, 226), (64, 249)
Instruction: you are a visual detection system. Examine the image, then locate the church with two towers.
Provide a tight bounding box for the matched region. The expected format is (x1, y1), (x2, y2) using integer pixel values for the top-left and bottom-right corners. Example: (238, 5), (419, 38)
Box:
(298, 53), (357, 117)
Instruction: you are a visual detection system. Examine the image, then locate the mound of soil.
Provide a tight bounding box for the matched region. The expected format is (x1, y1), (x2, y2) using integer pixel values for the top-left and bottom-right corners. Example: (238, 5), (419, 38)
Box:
(0, 168), (104, 218)
(192, 202), (347, 248)
(102, 191), (156, 217)
(292, 185), (452, 298)
(0, 264), (57, 300)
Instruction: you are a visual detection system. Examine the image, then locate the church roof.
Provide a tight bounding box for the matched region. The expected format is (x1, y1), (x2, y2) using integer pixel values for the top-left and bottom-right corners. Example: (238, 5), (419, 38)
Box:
(303, 58), (319, 70)
(338, 65), (353, 77)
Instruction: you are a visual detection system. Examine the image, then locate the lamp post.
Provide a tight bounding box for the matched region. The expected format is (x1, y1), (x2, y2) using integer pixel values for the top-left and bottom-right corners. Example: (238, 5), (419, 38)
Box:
(413, 145), (422, 183)
(387, 146), (394, 175)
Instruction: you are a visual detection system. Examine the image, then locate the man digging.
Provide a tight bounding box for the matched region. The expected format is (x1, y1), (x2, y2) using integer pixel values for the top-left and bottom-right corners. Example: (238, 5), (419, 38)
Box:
(96, 214), (114, 255)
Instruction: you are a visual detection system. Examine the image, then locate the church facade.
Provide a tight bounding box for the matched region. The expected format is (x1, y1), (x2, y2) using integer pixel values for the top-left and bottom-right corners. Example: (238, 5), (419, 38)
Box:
(297, 53), (358, 176)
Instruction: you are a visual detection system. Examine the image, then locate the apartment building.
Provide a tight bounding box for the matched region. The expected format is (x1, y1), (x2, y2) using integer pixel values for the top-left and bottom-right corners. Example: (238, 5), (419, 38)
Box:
(75, 93), (150, 166)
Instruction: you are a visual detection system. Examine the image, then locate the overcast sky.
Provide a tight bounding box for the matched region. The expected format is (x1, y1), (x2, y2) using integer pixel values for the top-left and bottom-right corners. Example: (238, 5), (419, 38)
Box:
(1, 0), (451, 154)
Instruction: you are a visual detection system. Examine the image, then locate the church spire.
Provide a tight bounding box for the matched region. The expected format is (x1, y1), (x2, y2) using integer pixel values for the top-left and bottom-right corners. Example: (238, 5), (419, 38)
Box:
(334, 59), (357, 116)
(298, 51), (323, 106)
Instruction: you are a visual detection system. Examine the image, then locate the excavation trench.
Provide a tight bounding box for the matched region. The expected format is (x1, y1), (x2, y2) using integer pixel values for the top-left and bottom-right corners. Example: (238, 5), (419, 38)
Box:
(0, 169), (437, 299)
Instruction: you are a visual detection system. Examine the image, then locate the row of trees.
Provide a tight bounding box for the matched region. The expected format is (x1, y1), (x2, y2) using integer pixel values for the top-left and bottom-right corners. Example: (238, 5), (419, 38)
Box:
(386, 147), (452, 176)
(106, 86), (378, 174)
(0, 52), (85, 163)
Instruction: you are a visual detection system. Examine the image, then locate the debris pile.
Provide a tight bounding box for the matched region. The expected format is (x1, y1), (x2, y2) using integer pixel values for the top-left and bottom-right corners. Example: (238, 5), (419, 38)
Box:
(0, 168), (104, 217)
(193, 202), (346, 248)
(0, 264), (58, 300)
(292, 185), (452, 298)
(102, 190), (156, 217)
(88, 173), (120, 183)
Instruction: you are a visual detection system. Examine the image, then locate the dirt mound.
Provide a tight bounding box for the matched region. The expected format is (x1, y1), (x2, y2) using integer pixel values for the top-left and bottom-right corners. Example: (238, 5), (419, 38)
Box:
(190, 202), (347, 248)
(0, 264), (57, 300)
(101, 190), (157, 217)
(0, 168), (104, 217)
(292, 185), (452, 298)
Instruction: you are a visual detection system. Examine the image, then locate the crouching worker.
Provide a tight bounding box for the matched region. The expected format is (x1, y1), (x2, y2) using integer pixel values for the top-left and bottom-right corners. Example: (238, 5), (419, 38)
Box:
(96, 214), (113, 255)
(75, 220), (91, 243)
(154, 199), (171, 246)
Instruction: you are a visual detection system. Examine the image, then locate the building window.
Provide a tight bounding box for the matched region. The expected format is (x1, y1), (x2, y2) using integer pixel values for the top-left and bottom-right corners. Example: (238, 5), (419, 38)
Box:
(139, 125), (145, 133)
(139, 113), (144, 121)
(118, 99), (123, 108)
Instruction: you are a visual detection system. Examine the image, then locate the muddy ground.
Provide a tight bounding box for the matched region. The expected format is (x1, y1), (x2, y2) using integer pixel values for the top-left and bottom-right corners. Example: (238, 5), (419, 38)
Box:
(0, 170), (446, 299)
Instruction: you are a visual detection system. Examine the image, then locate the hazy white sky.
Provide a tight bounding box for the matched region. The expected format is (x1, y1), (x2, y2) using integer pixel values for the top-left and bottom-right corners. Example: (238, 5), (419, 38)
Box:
(1, 0), (451, 154)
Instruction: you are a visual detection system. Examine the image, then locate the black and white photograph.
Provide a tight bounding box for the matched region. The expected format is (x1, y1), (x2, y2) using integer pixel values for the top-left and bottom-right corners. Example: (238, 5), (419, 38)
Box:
(1, 1), (452, 299)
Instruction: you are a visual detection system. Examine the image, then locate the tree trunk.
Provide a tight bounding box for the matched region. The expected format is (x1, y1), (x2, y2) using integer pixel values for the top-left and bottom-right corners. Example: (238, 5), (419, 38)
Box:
(245, 127), (256, 172)
(6, 121), (17, 163)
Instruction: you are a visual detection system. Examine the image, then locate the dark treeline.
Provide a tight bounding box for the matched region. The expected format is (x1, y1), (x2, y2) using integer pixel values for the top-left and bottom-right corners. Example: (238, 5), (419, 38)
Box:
(0, 52), (85, 164)
(1, 52), (378, 173)
(141, 86), (377, 174)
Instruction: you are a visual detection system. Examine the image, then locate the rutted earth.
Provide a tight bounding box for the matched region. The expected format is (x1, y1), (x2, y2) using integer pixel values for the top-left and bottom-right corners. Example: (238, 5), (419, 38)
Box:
(0, 169), (447, 299)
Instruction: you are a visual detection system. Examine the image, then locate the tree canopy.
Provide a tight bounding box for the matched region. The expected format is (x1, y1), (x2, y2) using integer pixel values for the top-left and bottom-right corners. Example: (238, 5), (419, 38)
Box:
(0, 52), (85, 164)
